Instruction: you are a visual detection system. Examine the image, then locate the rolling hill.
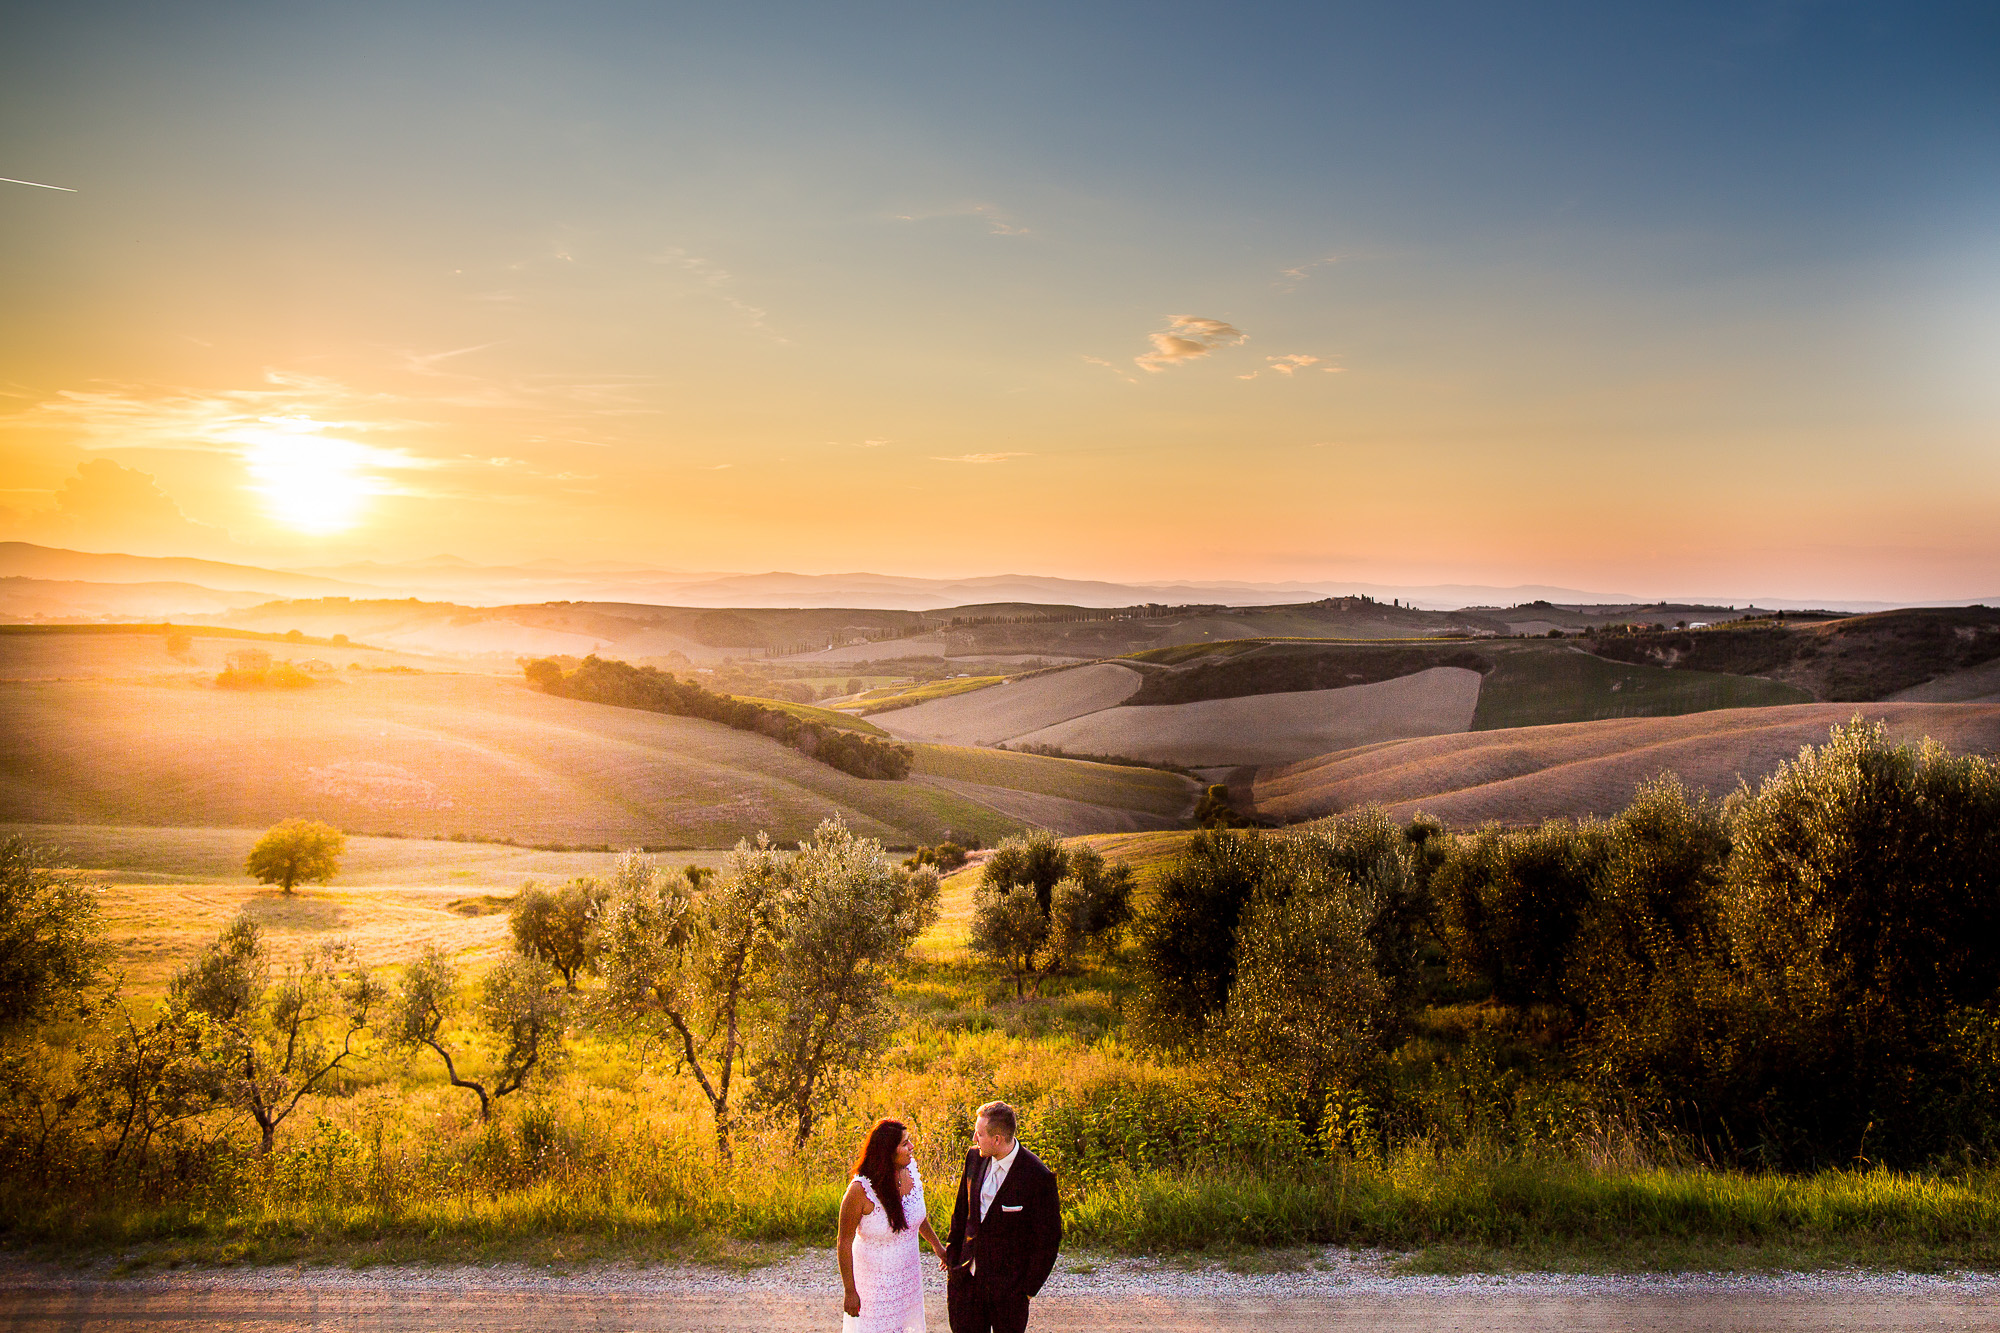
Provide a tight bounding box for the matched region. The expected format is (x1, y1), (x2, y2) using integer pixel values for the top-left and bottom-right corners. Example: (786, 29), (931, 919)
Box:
(1585, 607), (2000, 701)
(1247, 702), (2000, 827)
(869, 641), (1812, 769)
(0, 633), (1183, 846)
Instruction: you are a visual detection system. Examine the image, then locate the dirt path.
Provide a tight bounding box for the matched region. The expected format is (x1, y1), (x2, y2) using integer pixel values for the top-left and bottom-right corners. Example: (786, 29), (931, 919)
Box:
(7, 1262), (2000, 1332)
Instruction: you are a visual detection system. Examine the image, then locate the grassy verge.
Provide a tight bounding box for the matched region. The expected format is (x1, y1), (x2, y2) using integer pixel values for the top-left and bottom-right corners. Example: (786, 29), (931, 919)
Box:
(10, 1156), (1999, 1274)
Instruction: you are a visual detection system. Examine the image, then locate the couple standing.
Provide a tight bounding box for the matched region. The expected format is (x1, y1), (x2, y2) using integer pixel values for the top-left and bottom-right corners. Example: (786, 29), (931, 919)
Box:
(837, 1100), (1061, 1333)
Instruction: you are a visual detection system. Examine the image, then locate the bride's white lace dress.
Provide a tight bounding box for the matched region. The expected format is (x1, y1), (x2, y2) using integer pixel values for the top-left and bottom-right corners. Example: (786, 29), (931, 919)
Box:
(843, 1158), (927, 1333)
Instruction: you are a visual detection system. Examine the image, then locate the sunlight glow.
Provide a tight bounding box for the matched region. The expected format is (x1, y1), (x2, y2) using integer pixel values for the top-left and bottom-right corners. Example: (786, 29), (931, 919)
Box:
(241, 417), (376, 534)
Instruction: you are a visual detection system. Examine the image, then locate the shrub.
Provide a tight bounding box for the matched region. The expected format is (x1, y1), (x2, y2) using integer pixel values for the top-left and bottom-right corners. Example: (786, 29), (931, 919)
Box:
(1432, 820), (1607, 1008)
(1718, 719), (2000, 1164)
(1132, 830), (1288, 1048)
(526, 656), (913, 780)
(0, 839), (105, 1033)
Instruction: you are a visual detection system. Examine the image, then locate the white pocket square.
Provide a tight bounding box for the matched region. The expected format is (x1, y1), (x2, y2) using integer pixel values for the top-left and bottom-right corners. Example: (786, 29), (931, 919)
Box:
(1000, 1204), (1023, 1212)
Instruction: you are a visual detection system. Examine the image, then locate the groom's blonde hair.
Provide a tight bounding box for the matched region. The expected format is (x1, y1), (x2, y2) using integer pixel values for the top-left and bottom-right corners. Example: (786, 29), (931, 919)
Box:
(977, 1100), (1017, 1139)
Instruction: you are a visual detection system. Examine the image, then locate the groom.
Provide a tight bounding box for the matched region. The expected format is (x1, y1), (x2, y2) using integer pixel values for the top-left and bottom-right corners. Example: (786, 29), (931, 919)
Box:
(941, 1100), (1061, 1333)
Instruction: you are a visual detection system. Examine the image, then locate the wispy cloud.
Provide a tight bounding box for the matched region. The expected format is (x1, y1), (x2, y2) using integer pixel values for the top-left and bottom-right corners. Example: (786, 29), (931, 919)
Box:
(650, 247), (780, 337)
(893, 202), (1030, 236)
(1082, 354), (1139, 384)
(828, 438), (892, 448)
(400, 343), (499, 377)
(1238, 353), (1341, 380)
(933, 452), (1029, 464)
(1277, 254), (1347, 292)
(1134, 316), (1247, 373)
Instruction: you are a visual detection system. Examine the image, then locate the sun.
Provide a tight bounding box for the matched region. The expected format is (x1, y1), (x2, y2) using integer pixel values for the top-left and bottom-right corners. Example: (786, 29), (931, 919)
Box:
(242, 418), (375, 534)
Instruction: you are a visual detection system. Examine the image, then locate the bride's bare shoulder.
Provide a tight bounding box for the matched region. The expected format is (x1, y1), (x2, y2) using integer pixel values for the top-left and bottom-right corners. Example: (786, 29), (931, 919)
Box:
(845, 1176), (875, 1213)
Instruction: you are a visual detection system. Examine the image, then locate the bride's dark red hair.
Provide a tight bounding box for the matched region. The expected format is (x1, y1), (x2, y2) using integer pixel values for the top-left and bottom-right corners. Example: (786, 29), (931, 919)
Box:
(852, 1118), (909, 1232)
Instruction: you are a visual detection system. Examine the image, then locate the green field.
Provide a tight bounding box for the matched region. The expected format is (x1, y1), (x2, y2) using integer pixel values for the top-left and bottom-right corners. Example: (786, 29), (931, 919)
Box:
(730, 694), (891, 735)
(1120, 637), (1817, 742)
(842, 674), (1006, 714)
(1471, 645), (1814, 730)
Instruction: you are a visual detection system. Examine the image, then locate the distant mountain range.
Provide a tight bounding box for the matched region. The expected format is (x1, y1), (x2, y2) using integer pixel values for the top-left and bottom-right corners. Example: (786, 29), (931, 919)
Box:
(0, 542), (1989, 617)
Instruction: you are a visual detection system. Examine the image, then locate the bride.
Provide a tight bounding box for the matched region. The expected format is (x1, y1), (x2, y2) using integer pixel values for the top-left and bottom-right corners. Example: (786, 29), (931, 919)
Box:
(839, 1118), (947, 1332)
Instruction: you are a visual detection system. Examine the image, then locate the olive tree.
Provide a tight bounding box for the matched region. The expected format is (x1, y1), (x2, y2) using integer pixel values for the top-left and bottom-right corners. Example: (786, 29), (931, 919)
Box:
(508, 877), (610, 990)
(1719, 719), (2000, 1163)
(970, 830), (1132, 993)
(391, 946), (565, 1120)
(245, 820), (345, 896)
(167, 916), (378, 1154)
(1224, 877), (1388, 1122)
(596, 842), (783, 1160)
(0, 838), (106, 1033)
(969, 884), (1048, 998)
(750, 818), (939, 1148)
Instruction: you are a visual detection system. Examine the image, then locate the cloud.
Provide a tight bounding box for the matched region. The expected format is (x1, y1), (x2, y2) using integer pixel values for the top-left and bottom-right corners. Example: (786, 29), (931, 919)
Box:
(894, 202), (1029, 236)
(1278, 255), (1345, 288)
(1134, 316), (1247, 373)
(650, 247), (777, 336)
(1, 458), (234, 557)
(1082, 355), (1139, 384)
(400, 343), (498, 377)
(1238, 353), (1338, 380)
(932, 452), (1029, 464)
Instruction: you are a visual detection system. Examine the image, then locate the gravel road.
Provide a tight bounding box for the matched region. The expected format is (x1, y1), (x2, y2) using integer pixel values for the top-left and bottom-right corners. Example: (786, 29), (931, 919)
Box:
(7, 1252), (2000, 1332)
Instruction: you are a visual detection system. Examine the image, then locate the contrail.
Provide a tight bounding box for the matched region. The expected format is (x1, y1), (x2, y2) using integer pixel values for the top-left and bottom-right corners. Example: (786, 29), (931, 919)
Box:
(1, 177), (76, 192)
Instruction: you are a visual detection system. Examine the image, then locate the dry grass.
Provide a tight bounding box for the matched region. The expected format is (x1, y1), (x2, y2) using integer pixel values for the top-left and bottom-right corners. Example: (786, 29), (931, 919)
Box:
(1890, 657), (2000, 703)
(1249, 702), (2000, 825)
(0, 628), (444, 680)
(13, 826), (733, 999)
(1012, 667), (1483, 767)
(872, 664), (1144, 746)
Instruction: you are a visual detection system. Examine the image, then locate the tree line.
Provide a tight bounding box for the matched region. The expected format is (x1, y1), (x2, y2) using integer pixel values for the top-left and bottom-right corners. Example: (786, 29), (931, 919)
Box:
(1131, 720), (2000, 1168)
(525, 655), (913, 780)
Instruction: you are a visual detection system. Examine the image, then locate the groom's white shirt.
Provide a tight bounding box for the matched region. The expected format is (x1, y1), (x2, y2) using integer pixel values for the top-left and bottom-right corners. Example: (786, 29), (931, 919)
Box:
(978, 1139), (1019, 1222)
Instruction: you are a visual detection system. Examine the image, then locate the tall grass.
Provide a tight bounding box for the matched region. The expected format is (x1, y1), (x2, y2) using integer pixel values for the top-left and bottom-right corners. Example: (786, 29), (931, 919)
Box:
(10, 1012), (2000, 1268)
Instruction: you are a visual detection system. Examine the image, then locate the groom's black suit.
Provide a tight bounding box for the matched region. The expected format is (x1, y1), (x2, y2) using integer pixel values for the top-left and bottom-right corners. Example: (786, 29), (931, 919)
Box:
(943, 1144), (1061, 1333)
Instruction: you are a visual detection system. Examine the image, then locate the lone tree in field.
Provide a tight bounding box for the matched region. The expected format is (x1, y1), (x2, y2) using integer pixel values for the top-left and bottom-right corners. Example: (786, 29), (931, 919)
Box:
(245, 820), (346, 895)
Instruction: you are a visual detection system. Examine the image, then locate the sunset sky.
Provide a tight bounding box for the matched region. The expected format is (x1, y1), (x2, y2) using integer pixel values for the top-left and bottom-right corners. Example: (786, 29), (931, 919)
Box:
(2, 2), (1997, 601)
